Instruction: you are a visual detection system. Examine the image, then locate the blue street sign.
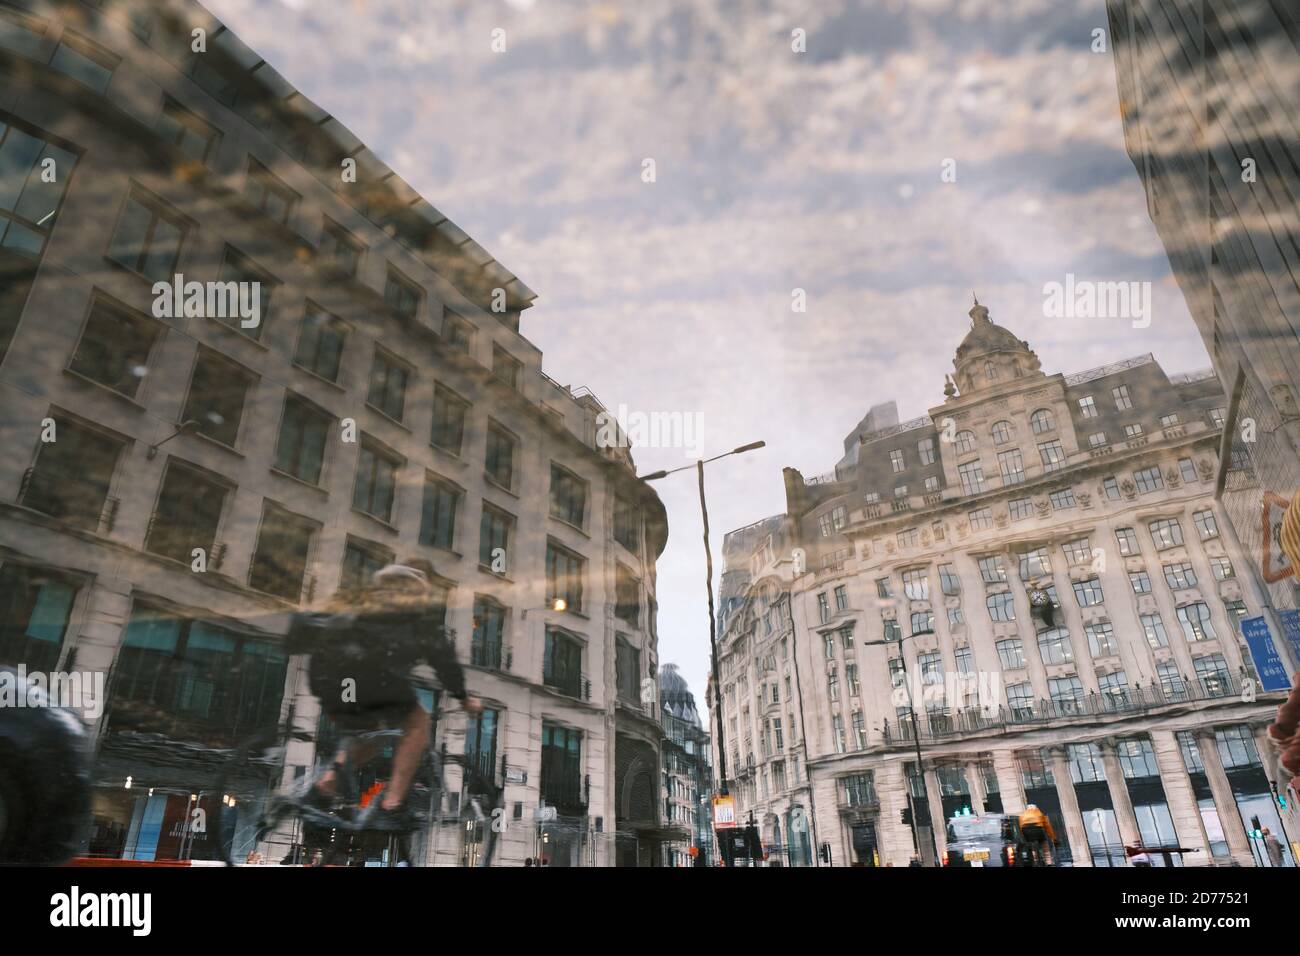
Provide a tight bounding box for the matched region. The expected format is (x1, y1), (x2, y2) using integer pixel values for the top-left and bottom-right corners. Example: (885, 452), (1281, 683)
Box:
(1278, 609), (1300, 672)
(1241, 617), (1293, 693)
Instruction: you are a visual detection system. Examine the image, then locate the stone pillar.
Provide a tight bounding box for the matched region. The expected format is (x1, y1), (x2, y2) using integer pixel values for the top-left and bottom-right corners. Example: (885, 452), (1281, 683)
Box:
(1148, 729), (1211, 865)
(1048, 747), (1092, 866)
(1098, 739), (1142, 848)
(923, 766), (946, 863)
(993, 749), (1025, 814)
(878, 761), (915, 866)
(1195, 729), (1255, 866)
(968, 758), (987, 816)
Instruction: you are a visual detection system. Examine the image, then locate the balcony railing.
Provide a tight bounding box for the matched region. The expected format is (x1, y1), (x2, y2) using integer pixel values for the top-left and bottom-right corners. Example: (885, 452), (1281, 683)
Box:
(883, 673), (1252, 745)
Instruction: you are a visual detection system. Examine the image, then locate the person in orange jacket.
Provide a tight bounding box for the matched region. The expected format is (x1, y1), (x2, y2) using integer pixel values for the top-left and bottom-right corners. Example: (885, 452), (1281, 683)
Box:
(1019, 804), (1057, 866)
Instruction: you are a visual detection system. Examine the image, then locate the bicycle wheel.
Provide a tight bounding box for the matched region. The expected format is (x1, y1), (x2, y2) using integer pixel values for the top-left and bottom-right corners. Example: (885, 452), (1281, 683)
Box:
(211, 729), (281, 867)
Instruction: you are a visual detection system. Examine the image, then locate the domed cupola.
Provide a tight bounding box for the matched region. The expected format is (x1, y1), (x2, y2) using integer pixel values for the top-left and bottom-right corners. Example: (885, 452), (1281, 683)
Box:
(951, 296), (1043, 396)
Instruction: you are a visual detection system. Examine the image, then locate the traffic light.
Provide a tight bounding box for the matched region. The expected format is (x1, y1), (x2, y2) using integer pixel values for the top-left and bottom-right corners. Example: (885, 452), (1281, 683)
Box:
(1250, 815), (1263, 839)
(1273, 781), (1289, 811)
(819, 842), (832, 864)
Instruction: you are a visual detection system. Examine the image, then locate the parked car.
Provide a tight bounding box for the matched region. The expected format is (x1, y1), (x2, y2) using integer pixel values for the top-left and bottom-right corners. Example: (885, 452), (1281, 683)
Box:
(0, 665), (92, 864)
(942, 813), (1035, 867)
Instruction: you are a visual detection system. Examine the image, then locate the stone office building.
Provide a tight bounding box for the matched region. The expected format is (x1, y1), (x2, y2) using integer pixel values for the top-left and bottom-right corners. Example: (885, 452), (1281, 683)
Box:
(0, 0), (667, 866)
(1107, 0), (1300, 612)
(716, 299), (1298, 867)
(659, 664), (714, 866)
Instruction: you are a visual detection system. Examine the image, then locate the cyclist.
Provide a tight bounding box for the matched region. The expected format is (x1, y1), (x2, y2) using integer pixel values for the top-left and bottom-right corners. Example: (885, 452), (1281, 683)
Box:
(288, 559), (481, 832)
(1018, 804), (1056, 866)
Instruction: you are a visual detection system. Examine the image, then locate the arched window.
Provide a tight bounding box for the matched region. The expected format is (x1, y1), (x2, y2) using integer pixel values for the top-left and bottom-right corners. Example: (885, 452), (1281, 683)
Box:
(991, 420), (1013, 445)
(1030, 408), (1055, 434)
(954, 430), (976, 453)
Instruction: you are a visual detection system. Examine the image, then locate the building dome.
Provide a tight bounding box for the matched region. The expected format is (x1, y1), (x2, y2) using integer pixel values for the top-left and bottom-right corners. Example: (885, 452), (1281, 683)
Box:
(950, 297), (1042, 396)
(659, 664), (700, 725)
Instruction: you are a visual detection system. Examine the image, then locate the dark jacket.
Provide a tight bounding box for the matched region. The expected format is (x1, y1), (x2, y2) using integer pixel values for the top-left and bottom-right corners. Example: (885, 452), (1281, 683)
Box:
(288, 602), (467, 708)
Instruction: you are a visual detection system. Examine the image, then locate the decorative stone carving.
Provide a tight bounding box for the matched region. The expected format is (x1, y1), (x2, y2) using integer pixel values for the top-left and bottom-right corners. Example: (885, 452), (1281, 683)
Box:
(1197, 459), (1215, 482)
(1121, 478), (1137, 500)
(1077, 490), (1092, 509)
(1166, 467), (1181, 488)
(995, 513), (1009, 528)
(1035, 498), (1051, 518)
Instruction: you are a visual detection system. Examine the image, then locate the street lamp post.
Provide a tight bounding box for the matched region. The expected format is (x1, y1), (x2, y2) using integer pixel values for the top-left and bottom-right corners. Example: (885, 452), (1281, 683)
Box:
(641, 441), (765, 807)
(861, 625), (934, 865)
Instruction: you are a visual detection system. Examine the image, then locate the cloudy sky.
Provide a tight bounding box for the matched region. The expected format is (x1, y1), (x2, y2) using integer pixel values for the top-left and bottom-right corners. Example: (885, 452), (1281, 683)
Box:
(205, 0), (1212, 701)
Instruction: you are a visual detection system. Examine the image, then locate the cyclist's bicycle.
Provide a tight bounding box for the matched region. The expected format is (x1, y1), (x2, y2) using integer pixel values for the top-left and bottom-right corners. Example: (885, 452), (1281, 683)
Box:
(213, 696), (502, 867)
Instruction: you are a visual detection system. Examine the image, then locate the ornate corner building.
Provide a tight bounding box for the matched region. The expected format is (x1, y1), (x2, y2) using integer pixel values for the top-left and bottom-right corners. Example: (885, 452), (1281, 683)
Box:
(0, 0), (669, 866)
(715, 301), (1298, 867)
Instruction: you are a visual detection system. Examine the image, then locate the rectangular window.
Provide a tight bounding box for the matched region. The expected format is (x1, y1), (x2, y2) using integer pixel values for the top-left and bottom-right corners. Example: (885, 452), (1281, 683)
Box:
(465, 706), (500, 778)
(1210, 556), (1235, 581)
(948, 606), (965, 628)
(1007, 682), (1034, 718)
(817, 592), (830, 624)
(1208, 407), (1226, 428)
(1149, 517), (1183, 549)
(340, 537), (394, 591)
(249, 503), (314, 601)
(156, 97), (218, 163)
(70, 297), (161, 399)
(384, 267), (422, 321)
(1160, 413), (1180, 428)
(615, 563), (640, 628)
(834, 584), (849, 611)
(902, 568), (929, 600)
(911, 610), (935, 635)
(1072, 578), (1104, 606)
(1140, 613), (1169, 648)
(1124, 423), (1144, 438)
(1078, 395), (1097, 418)
(890, 449), (905, 472)
(1062, 538), (1091, 565)
(420, 476), (460, 550)
(615, 636), (641, 703)
(1086, 621), (1117, 657)
(1129, 570), (1152, 594)
(1195, 655), (1230, 696)
(978, 555), (1007, 583)
(1019, 547), (1051, 581)
(145, 461), (227, 564)
(996, 638), (1025, 669)
(876, 577), (893, 599)
(50, 31), (118, 93)
(1038, 440), (1066, 472)
(1115, 527), (1139, 556)
(366, 349), (409, 422)
(969, 507), (993, 530)
(1049, 488), (1076, 510)
(1049, 676), (1084, 711)
(1088, 431), (1108, 448)
(0, 564), (79, 672)
(998, 448), (1025, 485)
(924, 475), (939, 492)
(1103, 476), (1121, 500)
(352, 441), (400, 523)
(1178, 602), (1217, 642)
(1038, 627), (1073, 664)
(986, 591), (1015, 622)
(492, 345), (522, 391)
(1193, 509), (1218, 539)
(955, 645), (974, 676)
(938, 564), (960, 595)
(293, 305), (348, 382)
(215, 246), (275, 340)
(1163, 561), (1198, 590)
(1134, 466), (1164, 494)
(614, 496), (640, 552)
(1009, 496), (1033, 520)
(108, 191), (186, 283)
(274, 394), (330, 485)
(431, 386), (469, 455)
(442, 308), (474, 353)
(479, 504), (514, 572)
(897, 527), (919, 548)
(183, 348), (253, 450)
(546, 541), (585, 613)
(958, 460), (985, 494)
(1112, 384), (1132, 410)
(319, 220), (362, 277)
(543, 630), (584, 699)
(918, 438), (936, 465)
(20, 416), (122, 532)
(550, 465), (587, 527)
(243, 158), (298, 224)
(883, 618), (901, 642)
(484, 422), (516, 490)
(1178, 458), (1198, 485)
